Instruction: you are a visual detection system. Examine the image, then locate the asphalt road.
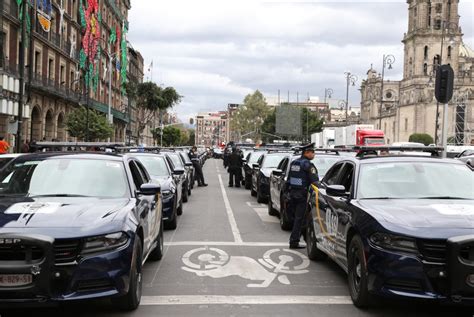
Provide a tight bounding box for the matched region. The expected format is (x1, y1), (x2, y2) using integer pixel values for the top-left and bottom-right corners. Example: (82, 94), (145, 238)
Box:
(2, 159), (474, 316)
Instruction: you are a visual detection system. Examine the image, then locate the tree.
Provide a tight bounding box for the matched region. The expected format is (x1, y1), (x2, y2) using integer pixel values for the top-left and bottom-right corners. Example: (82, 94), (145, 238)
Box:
(66, 106), (113, 141)
(127, 82), (182, 142)
(230, 90), (270, 142)
(186, 129), (196, 146)
(162, 126), (182, 147)
(301, 108), (324, 140)
(261, 109), (276, 143)
(409, 133), (434, 145)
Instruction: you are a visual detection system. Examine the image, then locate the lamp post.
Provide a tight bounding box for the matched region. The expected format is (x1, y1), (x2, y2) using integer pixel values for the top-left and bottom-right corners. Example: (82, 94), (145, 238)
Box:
(344, 72), (357, 124)
(379, 54), (395, 129)
(324, 88), (333, 104)
(434, 21), (459, 145)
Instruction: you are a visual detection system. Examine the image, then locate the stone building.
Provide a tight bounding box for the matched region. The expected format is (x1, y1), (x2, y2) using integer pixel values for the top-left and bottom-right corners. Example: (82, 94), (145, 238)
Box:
(1, 0), (140, 149)
(360, 0), (474, 145)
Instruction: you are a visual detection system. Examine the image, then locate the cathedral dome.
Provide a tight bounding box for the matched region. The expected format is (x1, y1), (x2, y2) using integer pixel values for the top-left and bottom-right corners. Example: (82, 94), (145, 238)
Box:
(459, 42), (474, 58)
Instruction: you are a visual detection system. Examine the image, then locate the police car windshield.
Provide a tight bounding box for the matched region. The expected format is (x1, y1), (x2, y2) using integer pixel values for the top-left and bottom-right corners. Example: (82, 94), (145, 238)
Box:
(168, 154), (184, 169)
(136, 156), (170, 177)
(311, 156), (341, 176)
(358, 162), (474, 200)
(262, 154), (287, 168)
(0, 159), (129, 198)
(249, 152), (264, 163)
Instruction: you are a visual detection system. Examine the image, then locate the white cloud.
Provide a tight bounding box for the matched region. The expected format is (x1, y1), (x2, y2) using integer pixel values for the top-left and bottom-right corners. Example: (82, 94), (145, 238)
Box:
(128, 0), (474, 120)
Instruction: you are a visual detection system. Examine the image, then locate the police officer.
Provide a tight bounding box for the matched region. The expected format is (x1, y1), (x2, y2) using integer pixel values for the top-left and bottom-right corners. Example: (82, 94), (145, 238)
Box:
(227, 147), (243, 187)
(287, 143), (319, 249)
(189, 146), (208, 187)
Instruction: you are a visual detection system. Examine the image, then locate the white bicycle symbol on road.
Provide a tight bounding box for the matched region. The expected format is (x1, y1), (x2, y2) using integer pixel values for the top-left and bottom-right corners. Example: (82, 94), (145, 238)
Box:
(181, 247), (310, 288)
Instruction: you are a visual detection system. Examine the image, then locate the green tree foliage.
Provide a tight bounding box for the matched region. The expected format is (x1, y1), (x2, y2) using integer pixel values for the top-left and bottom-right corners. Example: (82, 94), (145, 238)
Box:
(162, 126), (182, 147)
(126, 82), (182, 142)
(65, 106), (113, 141)
(301, 108), (324, 138)
(231, 90), (270, 141)
(261, 109), (276, 143)
(409, 133), (434, 146)
(186, 129), (196, 146)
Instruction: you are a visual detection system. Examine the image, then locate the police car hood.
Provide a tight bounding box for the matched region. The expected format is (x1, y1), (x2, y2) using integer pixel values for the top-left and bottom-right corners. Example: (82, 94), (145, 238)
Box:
(356, 199), (474, 237)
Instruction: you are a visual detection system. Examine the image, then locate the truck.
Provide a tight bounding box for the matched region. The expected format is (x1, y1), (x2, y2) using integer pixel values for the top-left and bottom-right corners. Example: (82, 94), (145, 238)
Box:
(334, 124), (385, 147)
(311, 129), (335, 148)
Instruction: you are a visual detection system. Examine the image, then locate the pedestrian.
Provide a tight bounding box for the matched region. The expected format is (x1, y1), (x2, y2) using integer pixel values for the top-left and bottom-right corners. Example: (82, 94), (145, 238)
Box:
(227, 147), (243, 188)
(21, 140), (30, 153)
(286, 143), (319, 249)
(0, 136), (10, 154)
(189, 146), (208, 187)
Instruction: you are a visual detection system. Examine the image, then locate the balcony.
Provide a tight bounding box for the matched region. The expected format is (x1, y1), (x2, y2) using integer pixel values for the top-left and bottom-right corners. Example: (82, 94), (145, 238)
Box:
(3, 1), (19, 19)
(34, 22), (78, 61)
(29, 72), (81, 104)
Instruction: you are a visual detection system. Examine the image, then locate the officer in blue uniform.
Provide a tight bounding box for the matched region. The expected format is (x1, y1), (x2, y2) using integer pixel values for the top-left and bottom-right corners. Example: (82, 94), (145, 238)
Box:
(287, 143), (319, 249)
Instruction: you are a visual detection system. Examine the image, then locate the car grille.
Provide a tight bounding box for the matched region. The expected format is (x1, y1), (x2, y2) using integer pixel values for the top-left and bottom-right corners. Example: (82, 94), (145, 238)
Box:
(385, 278), (424, 292)
(0, 244), (43, 261)
(54, 240), (82, 264)
(76, 279), (113, 292)
(417, 239), (447, 263)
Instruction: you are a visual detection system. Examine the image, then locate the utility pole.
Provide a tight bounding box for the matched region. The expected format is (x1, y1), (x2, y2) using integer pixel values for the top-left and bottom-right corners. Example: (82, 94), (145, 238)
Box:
(16, 1), (28, 153)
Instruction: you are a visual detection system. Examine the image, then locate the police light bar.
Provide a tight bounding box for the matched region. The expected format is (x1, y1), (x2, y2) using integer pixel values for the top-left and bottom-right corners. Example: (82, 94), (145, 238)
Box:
(35, 142), (125, 148)
(116, 146), (161, 152)
(352, 146), (444, 152)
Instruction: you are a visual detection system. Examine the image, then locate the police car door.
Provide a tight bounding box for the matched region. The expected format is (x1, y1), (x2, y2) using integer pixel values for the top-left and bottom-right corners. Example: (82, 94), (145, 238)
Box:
(314, 162), (346, 260)
(329, 162), (355, 266)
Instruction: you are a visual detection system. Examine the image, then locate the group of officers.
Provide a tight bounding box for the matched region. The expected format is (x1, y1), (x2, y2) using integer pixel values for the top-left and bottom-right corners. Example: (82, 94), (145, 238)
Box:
(222, 143), (319, 249)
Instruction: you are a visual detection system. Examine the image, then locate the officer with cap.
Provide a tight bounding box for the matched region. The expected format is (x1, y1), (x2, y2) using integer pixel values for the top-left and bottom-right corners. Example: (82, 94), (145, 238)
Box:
(287, 143), (319, 249)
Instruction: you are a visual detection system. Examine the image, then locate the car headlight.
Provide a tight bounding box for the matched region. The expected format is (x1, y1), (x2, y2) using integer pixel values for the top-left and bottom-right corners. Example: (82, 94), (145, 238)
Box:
(162, 190), (173, 198)
(81, 232), (129, 255)
(369, 232), (418, 253)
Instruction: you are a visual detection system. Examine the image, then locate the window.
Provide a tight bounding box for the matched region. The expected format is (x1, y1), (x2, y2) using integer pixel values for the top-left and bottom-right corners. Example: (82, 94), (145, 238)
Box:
(323, 162), (344, 186)
(434, 19), (442, 30)
(405, 118), (408, 132)
(48, 58), (54, 79)
(0, 32), (5, 68)
(433, 54), (440, 66)
(424, 46), (429, 59)
(135, 161), (151, 184)
(129, 161), (145, 191)
(60, 65), (65, 84)
(435, 3), (442, 13)
(448, 46), (452, 58)
(277, 158), (288, 171)
(423, 63), (428, 75)
(428, 2), (432, 27)
(337, 163), (354, 192)
(34, 51), (41, 74)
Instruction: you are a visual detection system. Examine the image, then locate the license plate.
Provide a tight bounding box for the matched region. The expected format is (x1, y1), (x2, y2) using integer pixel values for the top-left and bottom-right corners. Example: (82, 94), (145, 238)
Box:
(0, 274), (33, 287)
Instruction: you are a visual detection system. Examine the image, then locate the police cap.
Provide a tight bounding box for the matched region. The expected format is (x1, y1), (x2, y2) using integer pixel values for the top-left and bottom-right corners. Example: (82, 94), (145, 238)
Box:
(300, 143), (315, 153)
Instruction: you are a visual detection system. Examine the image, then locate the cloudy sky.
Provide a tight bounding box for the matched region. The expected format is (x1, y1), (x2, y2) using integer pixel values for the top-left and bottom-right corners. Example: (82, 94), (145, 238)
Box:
(128, 0), (474, 122)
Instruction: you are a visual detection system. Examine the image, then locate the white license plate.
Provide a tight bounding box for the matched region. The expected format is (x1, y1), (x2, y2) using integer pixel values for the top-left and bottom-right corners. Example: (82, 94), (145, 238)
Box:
(0, 274), (33, 287)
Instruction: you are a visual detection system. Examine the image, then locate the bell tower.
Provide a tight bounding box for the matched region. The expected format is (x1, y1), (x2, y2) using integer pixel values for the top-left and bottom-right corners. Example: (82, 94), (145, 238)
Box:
(402, 0), (462, 80)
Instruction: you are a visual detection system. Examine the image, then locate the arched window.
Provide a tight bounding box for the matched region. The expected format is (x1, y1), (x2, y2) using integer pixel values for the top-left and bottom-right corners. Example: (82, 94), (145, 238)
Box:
(435, 19), (442, 30)
(423, 63), (428, 75)
(434, 54), (440, 66)
(424, 46), (429, 59)
(427, 1), (432, 27)
(448, 46), (452, 58)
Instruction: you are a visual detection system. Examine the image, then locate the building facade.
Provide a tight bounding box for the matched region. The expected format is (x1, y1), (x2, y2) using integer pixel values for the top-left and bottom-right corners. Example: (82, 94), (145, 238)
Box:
(195, 111), (229, 147)
(1, 0), (143, 150)
(361, 0), (474, 145)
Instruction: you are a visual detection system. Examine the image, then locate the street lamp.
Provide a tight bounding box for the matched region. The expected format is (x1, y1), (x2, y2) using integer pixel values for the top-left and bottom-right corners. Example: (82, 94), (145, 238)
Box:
(324, 88), (333, 104)
(379, 54), (395, 129)
(344, 72), (358, 124)
(434, 20), (459, 145)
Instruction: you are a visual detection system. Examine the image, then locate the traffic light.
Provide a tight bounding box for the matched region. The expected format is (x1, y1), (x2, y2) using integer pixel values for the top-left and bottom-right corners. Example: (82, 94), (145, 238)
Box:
(435, 64), (454, 104)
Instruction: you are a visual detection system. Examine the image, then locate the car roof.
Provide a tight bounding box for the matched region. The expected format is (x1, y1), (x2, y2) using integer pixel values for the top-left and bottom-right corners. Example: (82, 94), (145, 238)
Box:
(12, 152), (124, 163)
(0, 154), (24, 159)
(348, 155), (466, 165)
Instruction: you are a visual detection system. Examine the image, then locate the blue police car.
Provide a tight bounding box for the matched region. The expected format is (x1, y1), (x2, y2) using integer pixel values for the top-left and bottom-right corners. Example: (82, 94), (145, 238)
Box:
(0, 152), (163, 310)
(305, 147), (474, 307)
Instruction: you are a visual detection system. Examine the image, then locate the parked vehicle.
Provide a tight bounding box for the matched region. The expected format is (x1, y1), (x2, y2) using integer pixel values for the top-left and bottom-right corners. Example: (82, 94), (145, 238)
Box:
(0, 152), (164, 310)
(164, 151), (190, 207)
(244, 150), (266, 190)
(251, 152), (291, 203)
(335, 124), (385, 148)
(305, 147), (474, 307)
(311, 129), (336, 148)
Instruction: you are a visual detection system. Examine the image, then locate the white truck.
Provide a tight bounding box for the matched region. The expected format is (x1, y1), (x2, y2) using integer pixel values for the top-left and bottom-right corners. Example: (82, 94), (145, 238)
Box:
(311, 129), (335, 148)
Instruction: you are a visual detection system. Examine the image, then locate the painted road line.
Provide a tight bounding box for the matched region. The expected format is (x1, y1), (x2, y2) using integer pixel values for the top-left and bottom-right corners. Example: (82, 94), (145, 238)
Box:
(164, 241), (288, 247)
(218, 174), (243, 243)
(246, 202), (267, 208)
(254, 207), (280, 223)
(141, 295), (352, 306)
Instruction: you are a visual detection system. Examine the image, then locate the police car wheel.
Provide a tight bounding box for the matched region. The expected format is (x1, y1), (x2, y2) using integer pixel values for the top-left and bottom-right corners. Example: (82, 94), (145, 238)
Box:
(183, 185), (189, 203)
(165, 200), (178, 230)
(177, 200), (183, 216)
(268, 194), (278, 216)
(251, 187), (257, 197)
(112, 237), (143, 311)
(306, 223), (327, 261)
(348, 235), (370, 308)
(279, 199), (292, 231)
(256, 186), (267, 204)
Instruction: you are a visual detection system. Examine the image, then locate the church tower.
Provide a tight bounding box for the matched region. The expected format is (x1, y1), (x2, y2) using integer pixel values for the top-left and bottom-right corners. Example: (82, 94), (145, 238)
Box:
(402, 0), (462, 80)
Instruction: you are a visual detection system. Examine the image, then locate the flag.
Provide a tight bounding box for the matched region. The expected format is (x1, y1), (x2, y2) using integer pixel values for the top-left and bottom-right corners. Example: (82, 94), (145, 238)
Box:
(148, 60), (153, 72)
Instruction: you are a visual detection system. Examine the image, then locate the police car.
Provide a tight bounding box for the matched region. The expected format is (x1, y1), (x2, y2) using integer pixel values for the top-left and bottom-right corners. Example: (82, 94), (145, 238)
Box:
(305, 146), (474, 307)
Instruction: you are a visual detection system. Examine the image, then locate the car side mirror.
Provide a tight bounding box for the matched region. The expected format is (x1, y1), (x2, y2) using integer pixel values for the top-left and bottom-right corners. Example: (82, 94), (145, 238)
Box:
(242, 159), (247, 163)
(139, 183), (161, 196)
(272, 169), (283, 177)
(185, 162), (193, 167)
(173, 169), (185, 175)
(252, 163), (260, 170)
(326, 185), (347, 197)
